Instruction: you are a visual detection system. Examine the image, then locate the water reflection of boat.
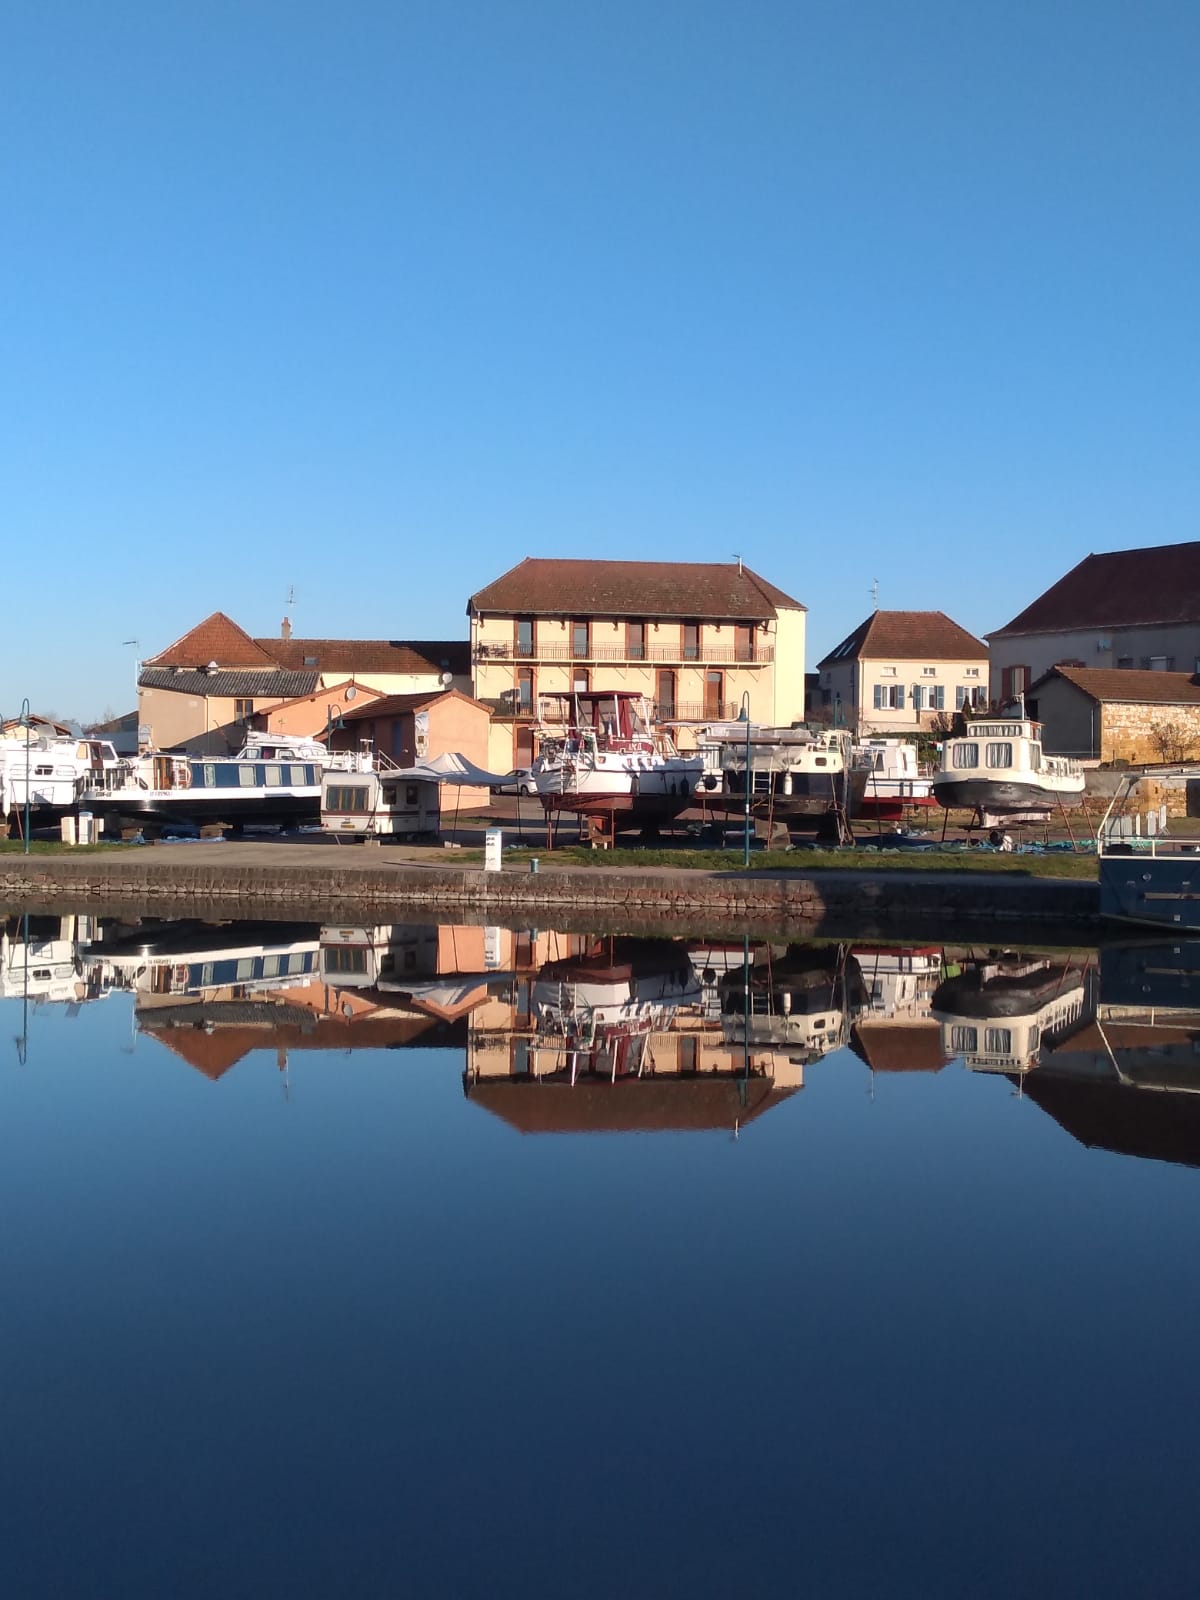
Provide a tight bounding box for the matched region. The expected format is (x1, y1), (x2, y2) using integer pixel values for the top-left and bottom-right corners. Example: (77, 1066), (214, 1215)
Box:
(85, 921), (322, 996)
(1015, 942), (1200, 1166)
(717, 945), (866, 1060)
(0, 914), (108, 1006)
(464, 936), (806, 1134)
(932, 953), (1091, 1073)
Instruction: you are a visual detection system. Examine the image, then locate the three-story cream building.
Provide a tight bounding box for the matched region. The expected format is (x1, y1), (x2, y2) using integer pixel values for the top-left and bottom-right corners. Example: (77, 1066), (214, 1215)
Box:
(467, 558), (806, 770)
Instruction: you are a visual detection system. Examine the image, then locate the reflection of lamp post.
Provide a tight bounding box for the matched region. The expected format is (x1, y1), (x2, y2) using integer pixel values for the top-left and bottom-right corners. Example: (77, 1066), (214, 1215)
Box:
(736, 692), (752, 867)
(19, 698), (31, 855)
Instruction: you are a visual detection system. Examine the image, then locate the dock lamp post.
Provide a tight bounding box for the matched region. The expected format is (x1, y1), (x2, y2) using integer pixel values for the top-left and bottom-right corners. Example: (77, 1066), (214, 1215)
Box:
(19, 698), (31, 855)
(736, 692), (752, 867)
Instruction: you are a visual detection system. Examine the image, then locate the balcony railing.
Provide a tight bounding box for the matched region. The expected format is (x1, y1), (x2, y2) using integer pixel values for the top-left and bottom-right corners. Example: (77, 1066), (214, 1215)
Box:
(474, 641), (772, 665)
(479, 696), (741, 726)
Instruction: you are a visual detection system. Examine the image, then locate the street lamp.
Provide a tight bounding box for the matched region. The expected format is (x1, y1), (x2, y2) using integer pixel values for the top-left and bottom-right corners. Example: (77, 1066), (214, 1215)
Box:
(19, 698), (31, 855)
(736, 692), (752, 867)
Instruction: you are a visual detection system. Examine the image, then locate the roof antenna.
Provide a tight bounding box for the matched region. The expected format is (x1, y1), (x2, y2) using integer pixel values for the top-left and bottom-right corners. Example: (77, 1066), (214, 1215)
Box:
(870, 578), (879, 611)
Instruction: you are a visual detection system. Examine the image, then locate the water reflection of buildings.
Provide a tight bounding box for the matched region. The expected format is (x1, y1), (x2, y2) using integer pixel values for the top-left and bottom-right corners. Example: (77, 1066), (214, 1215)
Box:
(461, 938), (867, 1135)
(1017, 943), (1200, 1168)
(848, 946), (949, 1079)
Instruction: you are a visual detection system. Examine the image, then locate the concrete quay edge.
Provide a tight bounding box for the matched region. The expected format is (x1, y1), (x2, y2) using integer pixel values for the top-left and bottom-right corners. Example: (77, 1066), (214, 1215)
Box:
(0, 846), (1102, 937)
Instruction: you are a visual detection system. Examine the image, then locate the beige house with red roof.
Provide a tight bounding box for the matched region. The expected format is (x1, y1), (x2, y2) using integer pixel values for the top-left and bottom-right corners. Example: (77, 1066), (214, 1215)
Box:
(816, 611), (989, 736)
(467, 558), (806, 768)
(987, 540), (1200, 707)
(138, 612), (470, 753)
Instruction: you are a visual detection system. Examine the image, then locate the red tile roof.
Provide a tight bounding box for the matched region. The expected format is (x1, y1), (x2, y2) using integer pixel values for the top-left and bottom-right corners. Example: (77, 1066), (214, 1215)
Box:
(1033, 665), (1200, 705)
(146, 612), (279, 668)
(340, 688), (490, 722)
(468, 559), (802, 619)
(817, 610), (988, 667)
(260, 638), (469, 676)
(991, 541), (1200, 636)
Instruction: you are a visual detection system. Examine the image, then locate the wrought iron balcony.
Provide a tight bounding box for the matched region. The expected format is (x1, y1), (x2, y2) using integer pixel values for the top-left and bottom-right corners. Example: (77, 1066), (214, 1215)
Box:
(473, 641), (772, 665)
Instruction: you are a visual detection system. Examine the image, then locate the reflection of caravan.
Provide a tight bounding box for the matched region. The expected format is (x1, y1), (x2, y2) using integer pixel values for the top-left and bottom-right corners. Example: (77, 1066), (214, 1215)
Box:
(320, 925), (441, 987)
(932, 954), (1090, 1073)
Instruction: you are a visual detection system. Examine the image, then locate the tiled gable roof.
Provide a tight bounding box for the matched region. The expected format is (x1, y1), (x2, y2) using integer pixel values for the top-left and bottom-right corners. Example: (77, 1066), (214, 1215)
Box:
(1033, 665), (1200, 705)
(990, 541), (1200, 636)
(260, 638), (469, 676)
(817, 610), (988, 667)
(146, 612), (279, 668)
(340, 688), (490, 722)
(250, 678), (388, 715)
(468, 558), (803, 619)
(138, 667), (320, 698)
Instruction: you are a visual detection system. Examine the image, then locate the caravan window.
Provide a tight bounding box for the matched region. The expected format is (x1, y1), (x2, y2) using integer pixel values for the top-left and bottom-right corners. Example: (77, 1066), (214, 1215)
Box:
(406, 785), (420, 806)
(985, 742), (1013, 768)
(381, 786), (397, 807)
(952, 743), (979, 769)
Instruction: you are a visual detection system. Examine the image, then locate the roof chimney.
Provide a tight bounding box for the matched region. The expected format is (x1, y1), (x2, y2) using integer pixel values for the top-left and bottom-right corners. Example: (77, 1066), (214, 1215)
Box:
(281, 617), (292, 641)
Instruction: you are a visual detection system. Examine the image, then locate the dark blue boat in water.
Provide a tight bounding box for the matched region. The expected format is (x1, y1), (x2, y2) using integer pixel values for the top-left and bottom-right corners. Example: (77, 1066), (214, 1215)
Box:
(1099, 842), (1200, 930)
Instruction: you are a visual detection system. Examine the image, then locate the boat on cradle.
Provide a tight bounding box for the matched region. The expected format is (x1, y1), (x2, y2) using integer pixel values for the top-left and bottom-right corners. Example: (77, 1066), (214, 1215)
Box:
(0, 731), (124, 831)
(699, 723), (866, 823)
(930, 952), (1091, 1075)
(531, 692), (704, 836)
(852, 739), (936, 817)
(1097, 771), (1200, 930)
(78, 734), (374, 833)
(932, 717), (1084, 825)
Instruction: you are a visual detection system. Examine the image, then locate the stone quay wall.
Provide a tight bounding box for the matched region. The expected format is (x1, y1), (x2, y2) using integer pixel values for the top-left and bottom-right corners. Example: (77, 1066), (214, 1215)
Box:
(0, 852), (1101, 941)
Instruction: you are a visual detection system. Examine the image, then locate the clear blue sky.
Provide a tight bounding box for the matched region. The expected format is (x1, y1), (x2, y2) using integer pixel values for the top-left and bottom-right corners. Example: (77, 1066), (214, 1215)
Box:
(5, 0), (1198, 717)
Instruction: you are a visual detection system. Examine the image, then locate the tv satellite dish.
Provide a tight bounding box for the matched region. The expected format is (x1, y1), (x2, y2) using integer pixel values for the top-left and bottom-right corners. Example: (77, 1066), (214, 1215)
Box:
(345, 685), (357, 701)
(440, 671), (453, 687)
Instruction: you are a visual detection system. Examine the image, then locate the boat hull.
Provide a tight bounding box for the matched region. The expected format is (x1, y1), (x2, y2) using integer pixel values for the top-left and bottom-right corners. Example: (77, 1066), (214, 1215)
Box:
(1099, 850), (1200, 930)
(84, 790), (321, 828)
(932, 778), (1082, 815)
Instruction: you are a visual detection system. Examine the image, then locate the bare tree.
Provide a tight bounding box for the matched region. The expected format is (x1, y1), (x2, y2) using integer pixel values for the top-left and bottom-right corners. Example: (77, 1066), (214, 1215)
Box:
(1150, 718), (1195, 765)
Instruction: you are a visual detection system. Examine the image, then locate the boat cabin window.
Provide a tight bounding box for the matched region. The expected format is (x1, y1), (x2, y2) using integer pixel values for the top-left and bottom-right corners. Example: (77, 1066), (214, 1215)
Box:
(984, 1027), (1012, 1054)
(239, 765), (258, 786)
(985, 742), (1013, 768)
(814, 756), (827, 767)
(952, 742), (979, 769)
(265, 764), (283, 785)
(406, 785), (419, 806)
(1029, 744), (1042, 768)
(951, 1025), (978, 1052)
(203, 765), (217, 787)
(289, 765), (307, 785)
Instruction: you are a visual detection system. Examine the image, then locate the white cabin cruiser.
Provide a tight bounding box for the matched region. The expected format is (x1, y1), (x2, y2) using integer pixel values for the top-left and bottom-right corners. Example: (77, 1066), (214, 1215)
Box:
(852, 739), (935, 812)
(932, 718), (1083, 824)
(701, 723), (866, 816)
(0, 732), (123, 828)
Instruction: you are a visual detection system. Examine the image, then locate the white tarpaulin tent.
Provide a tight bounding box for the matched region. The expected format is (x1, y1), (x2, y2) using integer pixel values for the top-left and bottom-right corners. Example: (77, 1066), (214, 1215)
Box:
(400, 751), (516, 788)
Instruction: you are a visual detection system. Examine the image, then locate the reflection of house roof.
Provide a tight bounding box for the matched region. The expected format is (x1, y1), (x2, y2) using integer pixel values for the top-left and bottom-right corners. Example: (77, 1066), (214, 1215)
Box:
(817, 610), (987, 667)
(848, 1023), (950, 1073)
(1017, 1073), (1200, 1169)
(141, 1006), (466, 1077)
(1029, 665), (1200, 706)
(469, 559), (802, 618)
(991, 541), (1200, 636)
(138, 667), (320, 698)
(464, 1076), (798, 1134)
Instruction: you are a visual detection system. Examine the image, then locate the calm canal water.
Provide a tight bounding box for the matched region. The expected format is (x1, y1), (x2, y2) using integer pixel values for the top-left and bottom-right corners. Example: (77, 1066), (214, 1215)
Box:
(2, 914), (1199, 1598)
